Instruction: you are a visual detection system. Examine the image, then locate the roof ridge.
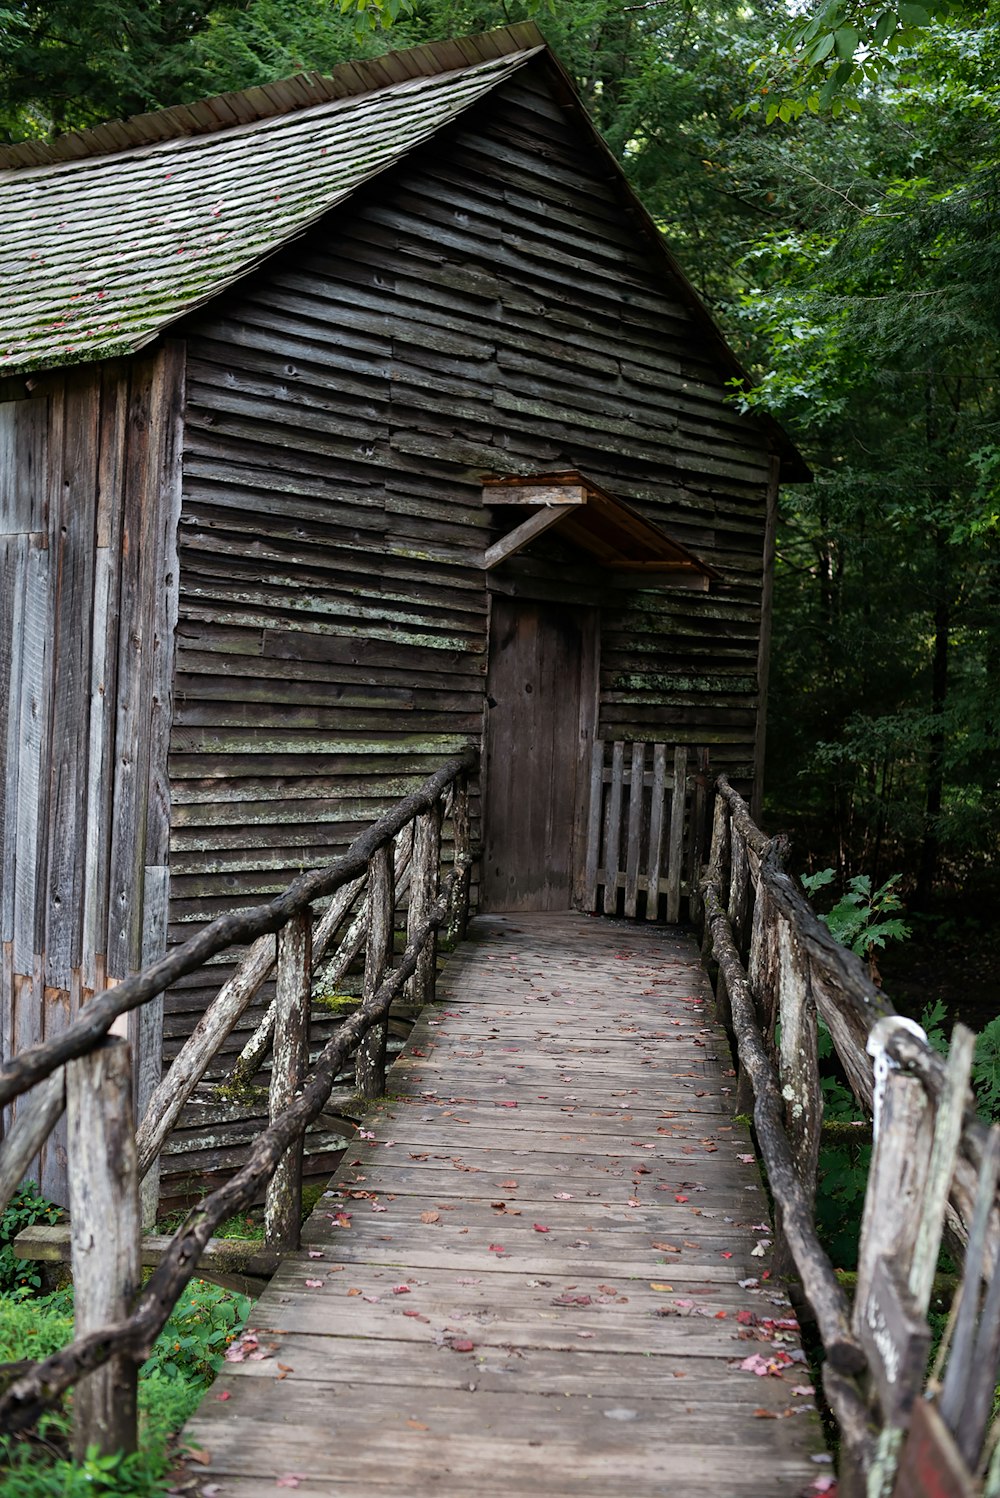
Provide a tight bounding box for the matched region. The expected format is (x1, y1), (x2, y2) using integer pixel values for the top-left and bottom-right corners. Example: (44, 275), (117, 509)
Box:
(0, 21), (547, 173)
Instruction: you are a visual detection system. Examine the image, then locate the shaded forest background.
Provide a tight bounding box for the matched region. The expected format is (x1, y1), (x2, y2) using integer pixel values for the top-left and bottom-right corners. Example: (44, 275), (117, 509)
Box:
(1, 0), (997, 1017)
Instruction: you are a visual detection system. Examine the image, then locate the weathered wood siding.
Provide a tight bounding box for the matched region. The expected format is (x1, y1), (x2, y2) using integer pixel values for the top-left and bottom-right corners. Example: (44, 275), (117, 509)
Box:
(0, 349), (182, 1202)
(161, 61), (774, 1195)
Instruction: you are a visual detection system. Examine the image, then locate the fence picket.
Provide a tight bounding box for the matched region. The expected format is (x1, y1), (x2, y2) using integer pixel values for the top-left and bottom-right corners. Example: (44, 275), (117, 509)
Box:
(602, 741), (625, 915)
(665, 745), (688, 923)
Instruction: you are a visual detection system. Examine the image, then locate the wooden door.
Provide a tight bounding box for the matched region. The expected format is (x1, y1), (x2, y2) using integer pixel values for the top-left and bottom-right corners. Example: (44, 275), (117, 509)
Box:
(481, 597), (597, 912)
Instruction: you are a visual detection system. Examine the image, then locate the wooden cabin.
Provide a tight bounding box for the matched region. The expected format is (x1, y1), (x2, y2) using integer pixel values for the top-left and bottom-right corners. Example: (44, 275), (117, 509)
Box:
(0, 23), (807, 1206)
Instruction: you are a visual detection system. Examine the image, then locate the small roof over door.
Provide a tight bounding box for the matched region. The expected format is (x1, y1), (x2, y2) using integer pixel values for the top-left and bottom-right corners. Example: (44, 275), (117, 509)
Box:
(481, 471), (720, 588)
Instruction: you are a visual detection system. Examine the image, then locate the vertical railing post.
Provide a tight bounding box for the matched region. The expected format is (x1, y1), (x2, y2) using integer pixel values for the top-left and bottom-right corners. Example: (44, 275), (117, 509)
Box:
(686, 748), (710, 927)
(449, 772), (472, 943)
(408, 802), (443, 1008)
(66, 1036), (140, 1460)
(854, 1069), (932, 1323)
(728, 821), (750, 959)
(265, 913), (311, 1250)
(356, 844), (395, 1099)
(702, 792), (729, 969)
(773, 918), (821, 1276)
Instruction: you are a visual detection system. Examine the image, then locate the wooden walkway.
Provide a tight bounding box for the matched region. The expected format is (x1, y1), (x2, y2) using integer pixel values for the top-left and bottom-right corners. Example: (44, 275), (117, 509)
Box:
(183, 913), (826, 1496)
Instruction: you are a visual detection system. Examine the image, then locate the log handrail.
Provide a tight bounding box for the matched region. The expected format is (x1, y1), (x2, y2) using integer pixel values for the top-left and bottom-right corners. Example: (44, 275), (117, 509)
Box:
(0, 747), (476, 1109)
(701, 774), (1000, 1495)
(0, 747), (477, 1450)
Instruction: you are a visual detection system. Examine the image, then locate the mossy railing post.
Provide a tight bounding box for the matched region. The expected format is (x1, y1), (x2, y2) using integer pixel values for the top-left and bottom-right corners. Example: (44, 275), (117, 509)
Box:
(264, 910), (312, 1250)
(66, 1036), (140, 1459)
(449, 771), (472, 943)
(703, 794), (730, 1019)
(773, 917), (821, 1277)
(728, 820), (750, 960)
(408, 802), (442, 1008)
(356, 844), (394, 1099)
(687, 748), (710, 927)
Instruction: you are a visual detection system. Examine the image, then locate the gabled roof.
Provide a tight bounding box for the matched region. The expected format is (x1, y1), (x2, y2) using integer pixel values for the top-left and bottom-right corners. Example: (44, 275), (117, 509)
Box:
(0, 23), (809, 479)
(0, 29), (541, 379)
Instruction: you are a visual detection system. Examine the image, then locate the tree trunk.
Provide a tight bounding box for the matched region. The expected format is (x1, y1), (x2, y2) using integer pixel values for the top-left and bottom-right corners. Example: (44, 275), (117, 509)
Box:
(916, 523), (950, 906)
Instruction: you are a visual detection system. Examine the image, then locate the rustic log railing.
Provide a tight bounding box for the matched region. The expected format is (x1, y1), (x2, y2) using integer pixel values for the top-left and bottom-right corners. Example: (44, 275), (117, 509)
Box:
(702, 774), (1000, 1498)
(0, 747), (475, 1456)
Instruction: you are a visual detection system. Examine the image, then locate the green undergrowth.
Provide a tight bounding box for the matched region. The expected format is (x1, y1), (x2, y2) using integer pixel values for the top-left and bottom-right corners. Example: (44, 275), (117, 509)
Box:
(0, 1275), (250, 1496)
(0, 1184), (250, 1496)
(155, 1181), (326, 1243)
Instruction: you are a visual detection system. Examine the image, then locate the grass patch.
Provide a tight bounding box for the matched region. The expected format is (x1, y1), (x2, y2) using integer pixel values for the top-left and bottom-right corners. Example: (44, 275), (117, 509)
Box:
(1, 1187), (250, 1497)
(0, 1277), (250, 1497)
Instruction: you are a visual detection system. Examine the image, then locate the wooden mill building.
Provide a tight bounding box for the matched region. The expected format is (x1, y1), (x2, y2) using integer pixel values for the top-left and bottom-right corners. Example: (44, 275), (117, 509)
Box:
(0, 24), (806, 1205)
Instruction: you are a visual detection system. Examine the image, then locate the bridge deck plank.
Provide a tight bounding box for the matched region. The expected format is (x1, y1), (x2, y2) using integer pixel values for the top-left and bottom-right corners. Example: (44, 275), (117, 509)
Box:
(182, 912), (826, 1496)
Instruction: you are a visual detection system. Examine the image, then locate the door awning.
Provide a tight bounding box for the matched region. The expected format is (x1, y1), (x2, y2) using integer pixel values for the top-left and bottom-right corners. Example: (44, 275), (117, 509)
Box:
(481, 472), (720, 588)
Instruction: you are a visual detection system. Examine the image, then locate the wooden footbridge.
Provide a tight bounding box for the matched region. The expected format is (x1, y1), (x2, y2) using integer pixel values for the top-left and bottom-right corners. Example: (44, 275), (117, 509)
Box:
(2, 753), (999, 1497)
(183, 913), (823, 1496)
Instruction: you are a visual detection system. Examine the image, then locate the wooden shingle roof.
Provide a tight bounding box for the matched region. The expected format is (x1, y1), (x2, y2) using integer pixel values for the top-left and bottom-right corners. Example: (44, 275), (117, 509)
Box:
(0, 28), (543, 377)
(0, 22), (808, 478)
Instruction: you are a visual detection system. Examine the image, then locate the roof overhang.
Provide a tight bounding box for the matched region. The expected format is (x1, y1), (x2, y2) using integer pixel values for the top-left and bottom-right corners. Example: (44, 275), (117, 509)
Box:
(481, 472), (720, 589)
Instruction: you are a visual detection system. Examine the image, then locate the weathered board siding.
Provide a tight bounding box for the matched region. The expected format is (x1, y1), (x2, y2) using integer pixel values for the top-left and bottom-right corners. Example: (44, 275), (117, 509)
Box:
(0, 349), (182, 1202)
(158, 62), (774, 1198)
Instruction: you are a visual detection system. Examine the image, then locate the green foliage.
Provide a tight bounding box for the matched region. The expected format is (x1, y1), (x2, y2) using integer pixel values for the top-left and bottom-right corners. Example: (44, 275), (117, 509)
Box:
(742, 0), (974, 118)
(816, 1129), (872, 1269)
(346, 0), (418, 28)
(919, 996), (951, 1054)
(141, 1277), (250, 1387)
(973, 1016), (1000, 1118)
(801, 869), (911, 963)
(922, 1002), (1000, 1120)
(0, 1282), (74, 1360)
(0, 1277), (250, 1496)
(0, 1182), (63, 1294)
(0, 1440), (174, 1497)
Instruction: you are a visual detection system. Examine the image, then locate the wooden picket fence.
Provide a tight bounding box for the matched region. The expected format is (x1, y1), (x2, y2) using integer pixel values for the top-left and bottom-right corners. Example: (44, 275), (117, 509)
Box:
(0, 748), (475, 1457)
(702, 775), (1000, 1498)
(583, 739), (710, 921)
